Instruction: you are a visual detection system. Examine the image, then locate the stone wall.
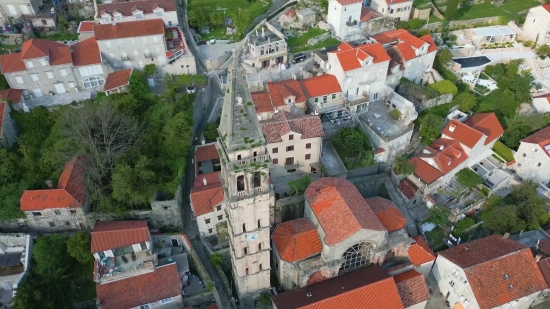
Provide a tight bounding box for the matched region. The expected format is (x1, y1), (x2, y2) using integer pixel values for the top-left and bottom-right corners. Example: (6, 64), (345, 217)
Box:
(449, 16), (502, 28)
(429, 3), (444, 20)
(411, 7), (431, 20)
(422, 93), (454, 109)
(271, 195), (305, 228)
(0, 34), (25, 45)
(306, 32), (331, 46)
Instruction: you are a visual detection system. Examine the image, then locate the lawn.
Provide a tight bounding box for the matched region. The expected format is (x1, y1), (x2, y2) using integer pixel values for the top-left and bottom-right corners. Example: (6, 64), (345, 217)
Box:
(424, 227), (447, 250)
(0, 44), (17, 55)
(287, 28), (328, 50)
(473, 84), (490, 95)
(202, 26), (232, 40)
(492, 140), (515, 162)
(414, 0), (432, 9)
(292, 37), (340, 53)
(453, 0), (539, 21)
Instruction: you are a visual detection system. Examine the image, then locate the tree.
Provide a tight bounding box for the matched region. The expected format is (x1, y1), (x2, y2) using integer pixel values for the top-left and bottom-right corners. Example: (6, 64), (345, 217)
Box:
(394, 156), (414, 175)
(456, 93), (477, 112)
(143, 64), (156, 77)
(435, 48), (453, 66)
(538, 44), (550, 58)
(209, 252), (223, 267)
(288, 175), (312, 195)
(407, 18), (424, 30)
(33, 234), (70, 278)
(456, 168), (484, 188)
(319, 0), (329, 13)
(111, 156), (158, 206)
(67, 231), (95, 267)
(481, 205), (526, 234)
(188, 9), (208, 28)
(128, 70), (150, 99)
(428, 80), (458, 96)
(445, 0), (459, 20)
(500, 123), (532, 149)
(427, 204), (451, 226)
(333, 126), (371, 156)
(420, 114), (444, 145)
(452, 218), (475, 237)
(209, 11), (224, 27)
(204, 121), (220, 141)
(391, 109), (402, 120)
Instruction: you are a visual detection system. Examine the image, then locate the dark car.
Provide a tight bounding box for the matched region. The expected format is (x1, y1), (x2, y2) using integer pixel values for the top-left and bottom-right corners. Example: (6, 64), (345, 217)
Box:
(293, 53), (306, 63)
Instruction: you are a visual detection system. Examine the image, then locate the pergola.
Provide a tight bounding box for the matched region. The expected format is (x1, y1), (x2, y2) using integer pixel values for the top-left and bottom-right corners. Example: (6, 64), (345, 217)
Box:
(472, 26), (516, 44)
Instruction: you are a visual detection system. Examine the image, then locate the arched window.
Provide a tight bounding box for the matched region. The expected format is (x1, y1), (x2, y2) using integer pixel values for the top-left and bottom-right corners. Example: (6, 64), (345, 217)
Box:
(237, 175), (245, 191)
(253, 171), (261, 188)
(83, 76), (105, 89)
(339, 242), (373, 274)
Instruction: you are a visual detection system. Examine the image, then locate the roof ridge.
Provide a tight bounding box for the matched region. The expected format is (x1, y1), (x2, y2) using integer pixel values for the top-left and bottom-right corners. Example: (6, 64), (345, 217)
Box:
(464, 246), (530, 270)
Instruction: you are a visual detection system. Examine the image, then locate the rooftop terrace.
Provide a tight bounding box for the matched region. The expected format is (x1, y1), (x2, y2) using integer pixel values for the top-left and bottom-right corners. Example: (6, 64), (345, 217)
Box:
(360, 100), (414, 141)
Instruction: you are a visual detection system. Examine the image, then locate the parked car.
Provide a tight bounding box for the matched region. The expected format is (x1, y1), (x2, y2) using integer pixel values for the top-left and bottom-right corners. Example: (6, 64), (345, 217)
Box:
(293, 53), (306, 63)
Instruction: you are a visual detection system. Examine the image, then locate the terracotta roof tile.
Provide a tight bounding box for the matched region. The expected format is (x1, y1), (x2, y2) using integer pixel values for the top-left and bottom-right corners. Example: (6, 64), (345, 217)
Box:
(103, 69), (132, 91)
(0, 53), (27, 73)
(273, 218), (322, 262)
(300, 74), (341, 98)
(372, 29), (426, 50)
(0, 89), (23, 103)
(544, 4), (550, 13)
(420, 34), (438, 53)
(190, 172), (224, 217)
(261, 112), (323, 144)
(195, 143), (219, 162)
(331, 42), (390, 72)
(285, 9), (296, 17)
(537, 257), (550, 286)
(97, 0), (177, 18)
(20, 156), (87, 211)
(93, 19), (164, 40)
(407, 157), (442, 185)
(272, 266), (404, 309)
(521, 127), (550, 153)
(71, 38), (102, 67)
(21, 38), (65, 60)
(463, 113), (504, 146)
(360, 7), (380, 22)
(251, 91), (273, 113)
(365, 197), (407, 232)
(538, 239), (550, 256)
(305, 178), (386, 245)
(266, 80), (307, 107)
(429, 138), (468, 174)
(398, 179), (417, 199)
(408, 235), (436, 266)
(393, 270), (430, 307)
(77, 21), (96, 33)
(193, 171), (221, 188)
(91, 221), (149, 253)
(48, 46), (72, 66)
(96, 263), (181, 309)
(438, 235), (547, 309)
(442, 119), (484, 149)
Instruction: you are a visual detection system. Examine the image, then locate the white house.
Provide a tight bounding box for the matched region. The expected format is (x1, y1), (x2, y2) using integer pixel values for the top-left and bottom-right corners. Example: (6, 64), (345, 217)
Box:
(300, 74), (345, 114)
(407, 235), (436, 279)
(0, 233), (32, 306)
(96, 0), (179, 27)
(326, 0), (363, 41)
(522, 5), (550, 45)
(513, 126), (550, 183)
(432, 235), (548, 309)
(369, 0), (413, 22)
(372, 29), (438, 87)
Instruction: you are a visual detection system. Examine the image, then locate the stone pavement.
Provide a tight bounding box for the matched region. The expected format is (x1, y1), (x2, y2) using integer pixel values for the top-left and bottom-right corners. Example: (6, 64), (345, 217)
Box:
(425, 273), (448, 309)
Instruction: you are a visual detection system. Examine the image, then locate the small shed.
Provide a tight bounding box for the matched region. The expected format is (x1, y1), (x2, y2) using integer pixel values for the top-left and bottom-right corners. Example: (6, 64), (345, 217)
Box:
(297, 8), (316, 26)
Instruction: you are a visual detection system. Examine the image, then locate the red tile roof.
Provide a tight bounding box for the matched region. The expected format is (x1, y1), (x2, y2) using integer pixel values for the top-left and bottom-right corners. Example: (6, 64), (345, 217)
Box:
(285, 9), (296, 18)
(97, 0), (177, 18)
(386, 0), (412, 3)
(463, 113), (504, 146)
(537, 257), (550, 286)
(374, 148), (386, 154)
(190, 171), (224, 217)
(267, 80), (307, 107)
(20, 156), (87, 211)
(438, 235), (547, 309)
(0, 53), (26, 73)
(91, 221), (149, 253)
(20, 38), (66, 60)
(48, 46), (73, 66)
(96, 263), (181, 309)
(271, 265), (404, 309)
(544, 4), (550, 13)
(71, 37), (102, 67)
(0, 89), (23, 103)
(407, 157), (442, 185)
(360, 7), (380, 22)
(408, 235), (436, 266)
(261, 112), (324, 144)
(393, 270), (430, 307)
(331, 42), (391, 72)
(420, 34), (438, 53)
(300, 74), (341, 98)
(103, 69), (132, 91)
(77, 21), (96, 33)
(251, 91), (273, 113)
(272, 218), (323, 262)
(520, 126), (550, 154)
(398, 179), (417, 199)
(195, 143), (220, 162)
(442, 119), (484, 149)
(537, 239), (550, 256)
(365, 197), (407, 232)
(93, 19), (165, 40)
(408, 138), (467, 184)
(305, 178), (386, 245)
(373, 30), (437, 63)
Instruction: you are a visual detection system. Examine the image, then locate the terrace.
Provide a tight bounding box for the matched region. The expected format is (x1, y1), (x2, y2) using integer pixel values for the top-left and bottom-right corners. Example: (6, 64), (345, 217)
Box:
(95, 247), (157, 284)
(165, 26), (186, 63)
(430, 178), (486, 219)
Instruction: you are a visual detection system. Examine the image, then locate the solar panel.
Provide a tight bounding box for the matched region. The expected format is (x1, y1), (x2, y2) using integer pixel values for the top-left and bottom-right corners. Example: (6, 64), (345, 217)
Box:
(0, 253), (22, 267)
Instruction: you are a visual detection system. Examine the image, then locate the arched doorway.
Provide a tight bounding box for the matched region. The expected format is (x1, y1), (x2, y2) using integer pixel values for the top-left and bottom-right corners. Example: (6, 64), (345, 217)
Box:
(338, 242), (373, 274)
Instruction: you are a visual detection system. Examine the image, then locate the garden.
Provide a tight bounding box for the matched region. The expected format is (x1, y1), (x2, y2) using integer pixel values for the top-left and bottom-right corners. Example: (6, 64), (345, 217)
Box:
(492, 140), (514, 163)
(332, 126), (375, 169)
(449, 0), (539, 21)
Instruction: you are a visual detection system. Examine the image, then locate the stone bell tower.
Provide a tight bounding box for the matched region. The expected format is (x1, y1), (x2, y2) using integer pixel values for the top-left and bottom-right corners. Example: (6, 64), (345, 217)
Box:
(216, 48), (274, 300)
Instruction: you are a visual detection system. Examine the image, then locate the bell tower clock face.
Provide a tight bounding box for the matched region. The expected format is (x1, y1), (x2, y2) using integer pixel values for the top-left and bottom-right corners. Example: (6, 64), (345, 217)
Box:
(246, 233), (259, 242)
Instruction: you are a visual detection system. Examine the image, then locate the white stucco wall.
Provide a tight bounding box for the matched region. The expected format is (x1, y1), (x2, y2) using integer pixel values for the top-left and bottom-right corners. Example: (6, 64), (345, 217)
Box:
(326, 0), (362, 40)
(532, 97), (550, 113)
(370, 0), (413, 21)
(196, 202), (227, 237)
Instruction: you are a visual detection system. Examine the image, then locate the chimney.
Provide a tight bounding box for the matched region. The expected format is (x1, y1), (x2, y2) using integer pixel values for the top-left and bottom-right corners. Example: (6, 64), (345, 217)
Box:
(449, 124), (456, 132)
(503, 232), (510, 239)
(536, 254), (543, 262)
(262, 27), (265, 38)
(46, 180), (54, 189)
(203, 177), (207, 186)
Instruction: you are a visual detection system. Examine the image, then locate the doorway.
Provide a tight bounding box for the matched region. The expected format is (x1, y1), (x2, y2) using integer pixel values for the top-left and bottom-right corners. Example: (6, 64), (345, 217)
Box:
(171, 239), (179, 247)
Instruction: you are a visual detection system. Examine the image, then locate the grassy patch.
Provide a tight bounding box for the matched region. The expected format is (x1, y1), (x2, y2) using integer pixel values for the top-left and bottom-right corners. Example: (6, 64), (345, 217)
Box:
(492, 140), (515, 162)
(36, 32), (78, 42)
(0, 44), (17, 55)
(453, 0), (539, 21)
(414, 0), (432, 9)
(425, 227), (447, 249)
(287, 28), (328, 49)
(428, 14), (442, 24)
(202, 26), (232, 40)
(292, 37), (341, 53)
(435, 65), (458, 82)
(473, 84), (490, 95)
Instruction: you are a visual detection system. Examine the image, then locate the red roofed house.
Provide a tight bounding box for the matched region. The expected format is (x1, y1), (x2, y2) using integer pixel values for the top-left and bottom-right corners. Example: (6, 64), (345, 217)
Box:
(103, 68), (133, 95)
(299, 74), (344, 114)
(513, 126), (550, 184)
(369, 0), (413, 22)
(77, 21), (97, 41)
(260, 112), (323, 177)
(407, 113), (507, 194)
(432, 235), (548, 309)
(96, 0), (178, 27)
(522, 5), (550, 46)
(19, 156), (92, 231)
(393, 269), (430, 309)
(251, 79), (307, 121)
(372, 29), (438, 87)
(0, 101), (17, 147)
(0, 38), (107, 97)
(407, 235), (436, 278)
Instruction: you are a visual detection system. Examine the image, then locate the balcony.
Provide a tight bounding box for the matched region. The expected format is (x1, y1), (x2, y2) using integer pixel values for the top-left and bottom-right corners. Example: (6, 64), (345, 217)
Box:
(346, 20), (357, 27)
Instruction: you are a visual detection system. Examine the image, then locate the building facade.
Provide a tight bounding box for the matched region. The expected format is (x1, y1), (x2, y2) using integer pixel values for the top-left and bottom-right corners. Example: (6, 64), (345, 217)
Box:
(96, 0), (178, 27)
(522, 5), (550, 45)
(513, 126), (550, 183)
(243, 21), (288, 69)
(369, 0), (413, 22)
(326, 0), (363, 41)
(0, 0), (40, 21)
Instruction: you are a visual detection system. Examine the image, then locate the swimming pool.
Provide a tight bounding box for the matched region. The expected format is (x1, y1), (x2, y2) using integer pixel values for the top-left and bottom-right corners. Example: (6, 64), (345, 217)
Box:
(453, 56), (492, 68)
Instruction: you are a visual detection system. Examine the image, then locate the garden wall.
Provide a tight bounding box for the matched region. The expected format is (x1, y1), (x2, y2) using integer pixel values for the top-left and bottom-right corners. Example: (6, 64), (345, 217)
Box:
(449, 16), (502, 28)
(411, 7), (431, 20)
(307, 32), (332, 46)
(422, 93), (454, 109)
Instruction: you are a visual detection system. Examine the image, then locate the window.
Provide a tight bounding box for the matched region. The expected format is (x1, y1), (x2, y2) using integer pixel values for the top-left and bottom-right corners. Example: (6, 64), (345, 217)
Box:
(208, 228), (213, 233)
(258, 219), (261, 228)
(41, 19), (47, 26)
(534, 18), (537, 24)
(306, 143), (311, 149)
(237, 155), (241, 160)
(246, 268), (249, 275)
(115, 15), (122, 21)
(314, 97), (318, 103)
(15, 76), (23, 84)
(332, 94), (336, 99)
(140, 242), (148, 250)
(242, 223), (246, 232)
(65, 221), (71, 226)
(69, 209), (77, 215)
(373, 93), (378, 100)
(449, 280), (455, 287)
(103, 16), (110, 23)
(273, 158), (279, 164)
(538, 162), (542, 167)
(156, 11), (163, 17)
(253, 171), (261, 188)
(18, 223), (29, 230)
(286, 145), (294, 152)
(390, 9), (394, 13)
(25, 61), (34, 68)
(397, 8), (402, 12)
(60, 69), (68, 77)
(48, 222), (55, 227)
(46, 71), (54, 79)
(323, 96), (327, 102)
(40, 59), (48, 66)
(259, 264), (263, 271)
(286, 157), (294, 165)
(244, 248), (248, 255)
(32, 212), (42, 217)
(218, 215), (223, 220)
(272, 147), (278, 153)
(139, 305), (150, 309)
(135, 13), (144, 19)
(83, 77), (105, 89)
(216, 205), (222, 211)
(305, 154), (311, 160)
(259, 243), (262, 250)
(6, 4), (16, 15)
(31, 74), (39, 81)
(289, 134), (294, 140)
(78, 65), (103, 77)
(205, 218), (211, 224)
(54, 210), (61, 215)
(311, 167), (317, 173)
(237, 175), (245, 191)
(161, 298), (172, 304)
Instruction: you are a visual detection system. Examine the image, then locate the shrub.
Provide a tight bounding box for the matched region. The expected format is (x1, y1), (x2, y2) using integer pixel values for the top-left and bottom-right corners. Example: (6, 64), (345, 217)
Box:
(391, 109), (402, 120)
(456, 93), (477, 112)
(428, 80), (458, 96)
(407, 18), (424, 30)
(456, 168), (484, 188)
(452, 218), (475, 237)
(394, 156), (414, 175)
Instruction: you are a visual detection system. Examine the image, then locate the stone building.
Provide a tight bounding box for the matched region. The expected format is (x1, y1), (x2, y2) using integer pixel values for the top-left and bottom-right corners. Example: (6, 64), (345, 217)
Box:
(369, 0), (413, 22)
(300, 74), (344, 114)
(0, 101), (17, 147)
(513, 126), (550, 183)
(271, 177), (414, 290)
(216, 51), (275, 301)
(0, 38), (109, 97)
(251, 80), (307, 121)
(96, 0), (179, 27)
(243, 21), (288, 69)
(0, 0), (41, 21)
(326, 0), (363, 41)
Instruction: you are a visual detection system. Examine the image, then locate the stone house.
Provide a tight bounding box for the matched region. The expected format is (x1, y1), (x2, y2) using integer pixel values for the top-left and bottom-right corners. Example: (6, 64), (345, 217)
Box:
(369, 0), (413, 22)
(190, 171), (226, 238)
(432, 235), (548, 309)
(19, 156), (92, 232)
(296, 8), (316, 26)
(326, 0), (363, 41)
(251, 79), (307, 121)
(260, 112), (324, 178)
(522, 5), (550, 45)
(103, 68), (132, 95)
(0, 38), (109, 97)
(96, 0), (179, 27)
(407, 235), (436, 279)
(271, 178), (414, 290)
(300, 74), (345, 114)
(243, 21), (288, 69)
(0, 233), (32, 306)
(372, 29), (438, 87)
(513, 126), (550, 183)
(0, 0), (41, 21)
(0, 101), (17, 147)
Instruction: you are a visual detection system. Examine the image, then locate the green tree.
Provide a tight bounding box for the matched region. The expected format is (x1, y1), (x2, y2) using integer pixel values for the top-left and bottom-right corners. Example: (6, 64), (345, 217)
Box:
(538, 44), (550, 58)
(204, 121), (220, 141)
(288, 175), (312, 195)
(319, 0), (329, 13)
(481, 205), (526, 234)
(407, 18), (424, 30)
(455, 168), (484, 188)
(36, 265), (78, 309)
(427, 204), (451, 227)
(33, 234), (70, 277)
(391, 109), (402, 120)
(436, 48), (453, 66)
(394, 156), (414, 175)
(209, 252), (223, 267)
(429, 80), (458, 96)
(67, 231), (95, 267)
(456, 93), (477, 112)
(209, 11), (224, 27)
(188, 9), (208, 28)
(452, 218), (475, 237)
(420, 114), (444, 145)
(445, 0), (459, 20)
(112, 156), (158, 206)
(501, 123), (532, 149)
(333, 126), (371, 155)
(128, 70), (150, 99)
(143, 64), (156, 77)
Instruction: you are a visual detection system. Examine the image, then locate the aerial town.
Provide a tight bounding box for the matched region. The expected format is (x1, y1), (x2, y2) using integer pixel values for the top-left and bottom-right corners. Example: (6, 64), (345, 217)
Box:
(2, 0), (550, 308)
